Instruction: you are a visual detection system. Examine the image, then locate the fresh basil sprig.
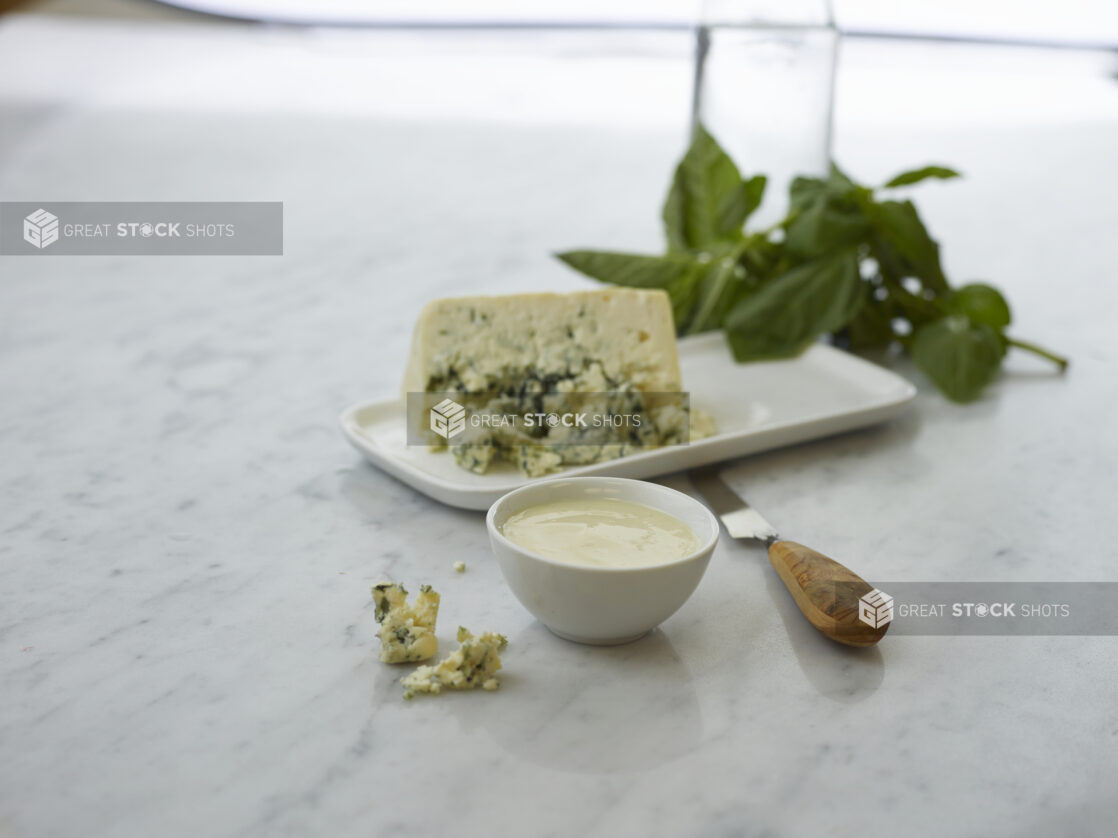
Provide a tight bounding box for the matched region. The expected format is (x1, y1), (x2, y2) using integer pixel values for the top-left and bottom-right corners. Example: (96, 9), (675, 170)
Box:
(556, 125), (1067, 403)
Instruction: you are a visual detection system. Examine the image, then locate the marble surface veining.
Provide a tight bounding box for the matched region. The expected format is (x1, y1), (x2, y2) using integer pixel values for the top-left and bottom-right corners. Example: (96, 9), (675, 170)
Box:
(2, 13), (1118, 838)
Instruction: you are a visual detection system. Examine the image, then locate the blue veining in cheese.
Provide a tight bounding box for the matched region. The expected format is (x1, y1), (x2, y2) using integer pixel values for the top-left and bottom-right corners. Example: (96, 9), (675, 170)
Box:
(403, 290), (711, 476)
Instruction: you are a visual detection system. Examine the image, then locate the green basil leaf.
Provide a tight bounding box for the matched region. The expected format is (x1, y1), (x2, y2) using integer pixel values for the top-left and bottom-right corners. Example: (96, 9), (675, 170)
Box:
(724, 250), (864, 360)
(884, 165), (961, 189)
(742, 174), (767, 222)
(661, 124), (754, 251)
(868, 233), (908, 281)
(785, 200), (870, 259)
(555, 250), (694, 289)
(667, 270), (702, 333)
(784, 164), (872, 258)
(911, 315), (1003, 402)
(662, 168), (689, 253)
(844, 288), (895, 350)
(827, 162), (860, 194)
(949, 282), (1011, 329)
(789, 175), (826, 212)
(686, 257), (743, 336)
(878, 274), (944, 327)
(790, 164), (860, 212)
(865, 199), (948, 293)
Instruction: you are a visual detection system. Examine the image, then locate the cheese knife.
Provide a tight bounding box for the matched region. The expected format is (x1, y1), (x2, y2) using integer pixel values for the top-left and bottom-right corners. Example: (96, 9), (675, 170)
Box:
(690, 467), (889, 647)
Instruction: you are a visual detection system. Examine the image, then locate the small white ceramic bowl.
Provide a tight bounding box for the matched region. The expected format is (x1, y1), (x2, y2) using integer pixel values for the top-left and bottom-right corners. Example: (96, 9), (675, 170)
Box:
(486, 477), (719, 645)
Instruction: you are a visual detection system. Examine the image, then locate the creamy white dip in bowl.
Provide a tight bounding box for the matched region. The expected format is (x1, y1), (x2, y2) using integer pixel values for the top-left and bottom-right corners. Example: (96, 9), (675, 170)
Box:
(486, 477), (719, 645)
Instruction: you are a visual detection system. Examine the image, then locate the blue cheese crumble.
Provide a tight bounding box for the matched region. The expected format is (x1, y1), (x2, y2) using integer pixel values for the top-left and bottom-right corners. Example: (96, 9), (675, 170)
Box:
(371, 582), (440, 664)
(401, 627), (508, 699)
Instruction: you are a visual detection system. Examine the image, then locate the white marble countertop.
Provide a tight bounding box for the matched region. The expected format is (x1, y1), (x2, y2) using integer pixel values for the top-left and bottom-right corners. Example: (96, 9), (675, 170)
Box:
(2, 10), (1117, 838)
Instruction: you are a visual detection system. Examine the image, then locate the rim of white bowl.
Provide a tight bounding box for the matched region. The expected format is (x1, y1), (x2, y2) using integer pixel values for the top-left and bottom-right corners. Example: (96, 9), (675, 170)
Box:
(486, 476), (720, 573)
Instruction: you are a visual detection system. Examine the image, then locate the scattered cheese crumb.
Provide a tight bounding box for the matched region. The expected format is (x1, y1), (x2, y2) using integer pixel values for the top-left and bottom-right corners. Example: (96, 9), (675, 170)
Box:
(453, 561), (466, 573)
(370, 582), (440, 664)
(402, 627), (508, 699)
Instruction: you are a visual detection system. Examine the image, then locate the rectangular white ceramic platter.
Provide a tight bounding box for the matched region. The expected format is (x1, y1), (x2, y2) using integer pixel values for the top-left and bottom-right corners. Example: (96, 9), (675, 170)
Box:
(340, 333), (916, 510)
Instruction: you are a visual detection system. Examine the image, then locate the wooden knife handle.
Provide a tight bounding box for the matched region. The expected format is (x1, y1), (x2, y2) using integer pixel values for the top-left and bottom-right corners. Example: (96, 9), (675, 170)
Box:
(768, 540), (890, 647)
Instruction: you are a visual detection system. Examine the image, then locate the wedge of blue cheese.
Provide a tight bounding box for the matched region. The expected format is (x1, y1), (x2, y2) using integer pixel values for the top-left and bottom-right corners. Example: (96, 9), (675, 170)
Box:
(403, 289), (709, 476)
(371, 582), (440, 664)
(401, 627), (508, 699)
(404, 289), (682, 395)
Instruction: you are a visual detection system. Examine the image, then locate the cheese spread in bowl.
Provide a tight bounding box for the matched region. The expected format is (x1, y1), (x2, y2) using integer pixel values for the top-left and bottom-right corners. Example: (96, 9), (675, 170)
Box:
(487, 477), (719, 645)
(501, 498), (699, 569)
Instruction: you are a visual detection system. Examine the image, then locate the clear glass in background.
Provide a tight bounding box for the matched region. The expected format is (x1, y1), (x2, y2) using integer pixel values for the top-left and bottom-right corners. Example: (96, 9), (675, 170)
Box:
(692, 0), (839, 226)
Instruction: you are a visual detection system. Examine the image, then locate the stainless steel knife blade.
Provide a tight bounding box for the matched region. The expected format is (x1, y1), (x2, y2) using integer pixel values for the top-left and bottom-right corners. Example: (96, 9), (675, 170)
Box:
(689, 467), (779, 543)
